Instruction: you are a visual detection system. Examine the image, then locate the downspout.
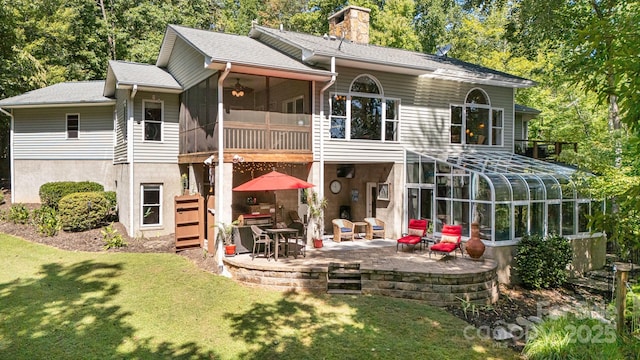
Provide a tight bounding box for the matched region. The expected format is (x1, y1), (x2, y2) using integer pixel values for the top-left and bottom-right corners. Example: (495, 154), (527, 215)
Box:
(0, 107), (14, 204)
(128, 84), (138, 237)
(217, 62), (231, 274)
(318, 57), (336, 201)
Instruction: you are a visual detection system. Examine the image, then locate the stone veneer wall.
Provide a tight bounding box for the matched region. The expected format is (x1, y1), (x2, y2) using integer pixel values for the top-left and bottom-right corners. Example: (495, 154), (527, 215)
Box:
(224, 260), (499, 306)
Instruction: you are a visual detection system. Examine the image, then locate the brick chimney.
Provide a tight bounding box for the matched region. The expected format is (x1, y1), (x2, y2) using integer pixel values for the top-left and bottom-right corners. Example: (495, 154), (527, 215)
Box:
(328, 6), (370, 44)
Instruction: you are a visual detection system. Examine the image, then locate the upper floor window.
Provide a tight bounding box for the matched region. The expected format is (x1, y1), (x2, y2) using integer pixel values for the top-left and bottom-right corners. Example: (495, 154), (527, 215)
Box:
(450, 88), (503, 146)
(66, 114), (79, 139)
(330, 75), (399, 142)
(143, 100), (163, 141)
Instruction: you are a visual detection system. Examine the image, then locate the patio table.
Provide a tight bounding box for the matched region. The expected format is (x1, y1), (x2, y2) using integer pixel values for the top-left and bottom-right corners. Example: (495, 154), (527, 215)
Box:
(352, 221), (369, 239)
(265, 228), (299, 260)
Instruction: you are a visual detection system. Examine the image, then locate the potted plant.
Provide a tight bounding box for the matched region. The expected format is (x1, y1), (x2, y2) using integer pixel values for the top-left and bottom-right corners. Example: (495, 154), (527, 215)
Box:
(305, 189), (327, 248)
(218, 220), (239, 256)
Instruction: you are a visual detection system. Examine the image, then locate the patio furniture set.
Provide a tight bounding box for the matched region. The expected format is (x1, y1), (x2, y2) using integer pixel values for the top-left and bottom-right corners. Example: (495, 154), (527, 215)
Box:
(331, 218), (386, 242)
(396, 219), (464, 258)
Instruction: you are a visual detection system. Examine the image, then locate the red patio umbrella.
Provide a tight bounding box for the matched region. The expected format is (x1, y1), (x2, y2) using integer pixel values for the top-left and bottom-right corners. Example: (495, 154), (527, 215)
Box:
(233, 170), (314, 191)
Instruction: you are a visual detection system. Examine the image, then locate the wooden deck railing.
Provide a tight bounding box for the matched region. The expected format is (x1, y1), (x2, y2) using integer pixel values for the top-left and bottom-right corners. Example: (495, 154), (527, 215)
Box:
(514, 139), (578, 160)
(224, 110), (311, 152)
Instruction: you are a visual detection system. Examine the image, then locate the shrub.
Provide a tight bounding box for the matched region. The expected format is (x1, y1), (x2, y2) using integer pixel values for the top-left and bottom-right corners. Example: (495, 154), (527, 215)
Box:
(102, 191), (118, 222)
(8, 204), (30, 224)
(31, 206), (62, 236)
(59, 192), (110, 232)
(514, 233), (572, 289)
(102, 223), (127, 250)
(39, 181), (104, 209)
(523, 315), (621, 359)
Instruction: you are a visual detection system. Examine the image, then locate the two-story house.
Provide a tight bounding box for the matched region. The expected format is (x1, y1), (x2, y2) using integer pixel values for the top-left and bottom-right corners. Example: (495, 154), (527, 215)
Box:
(0, 6), (603, 281)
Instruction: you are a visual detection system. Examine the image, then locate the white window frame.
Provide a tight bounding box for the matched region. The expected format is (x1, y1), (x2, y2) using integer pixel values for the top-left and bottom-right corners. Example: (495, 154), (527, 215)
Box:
(450, 88), (505, 146)
(66, 113), (79, 139)
(142, 99), (163, 142)
(141, 183), (162, 227)
(329, 75), (400, 142)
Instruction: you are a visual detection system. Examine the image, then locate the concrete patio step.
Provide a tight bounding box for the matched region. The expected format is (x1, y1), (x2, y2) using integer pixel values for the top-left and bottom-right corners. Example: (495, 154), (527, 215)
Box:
(327, 289), (362, 295)
(328, 262), (362, 293)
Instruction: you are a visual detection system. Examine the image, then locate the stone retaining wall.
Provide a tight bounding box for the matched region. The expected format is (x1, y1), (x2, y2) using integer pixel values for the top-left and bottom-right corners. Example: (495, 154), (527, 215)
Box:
(224, 259), (499, 306)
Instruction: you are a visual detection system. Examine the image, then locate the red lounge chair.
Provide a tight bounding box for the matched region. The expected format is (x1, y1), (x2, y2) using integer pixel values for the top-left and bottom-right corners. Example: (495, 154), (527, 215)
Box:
(430, 224), (463, 258)
(396, 219), (428, 252)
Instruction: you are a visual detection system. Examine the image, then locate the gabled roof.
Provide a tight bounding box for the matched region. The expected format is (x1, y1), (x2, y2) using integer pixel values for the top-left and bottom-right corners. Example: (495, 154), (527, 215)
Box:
(104, 60), (182, 97)
(156, 25), (334, 81)
(515, 104), (541, 115)
(250, 25), (535, 89)
(0, 81), (114, 109)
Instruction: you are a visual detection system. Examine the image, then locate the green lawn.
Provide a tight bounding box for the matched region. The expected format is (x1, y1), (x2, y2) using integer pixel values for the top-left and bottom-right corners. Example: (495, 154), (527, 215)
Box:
(0, 234), (520, 359)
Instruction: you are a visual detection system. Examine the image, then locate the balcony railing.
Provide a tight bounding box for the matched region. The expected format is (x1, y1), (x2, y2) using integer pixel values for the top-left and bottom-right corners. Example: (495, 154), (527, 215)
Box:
(515, 139), (578, 160)
(224, 110), (312, 152)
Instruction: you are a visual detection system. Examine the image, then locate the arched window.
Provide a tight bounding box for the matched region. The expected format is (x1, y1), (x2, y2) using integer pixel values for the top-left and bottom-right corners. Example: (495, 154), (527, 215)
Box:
(330, 74), (399, 141)
(450, 88), (503, 146)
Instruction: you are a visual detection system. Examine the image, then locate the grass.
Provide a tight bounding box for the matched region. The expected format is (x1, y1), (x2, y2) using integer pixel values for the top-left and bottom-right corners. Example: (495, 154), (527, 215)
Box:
(0, 234), (520, 359)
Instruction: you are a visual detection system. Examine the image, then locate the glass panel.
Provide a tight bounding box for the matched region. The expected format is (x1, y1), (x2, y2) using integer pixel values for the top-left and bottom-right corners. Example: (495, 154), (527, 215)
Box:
(406, 152), (420, 183)
(451, 106), (462, 143)
(530, 202), (544, 236)
(453, 200), (470, 236)
(436, 175), (451, 197)
(466, 89), (488, 104)
(144, 122), (161, 141)
(384, 120), (398, 141)
(578, 202), (590, 232)
(330, 117), (346, 138)
(452, 175), (469, 199)
(562, 201), (575, 235)
(351, 96), (382, 140)
(492, 109), (503, 145)
(421, 159), (435, 184)
(420, 188), (433, 221)
(540, 175), (561, 200)
(142, 185), (161, 225)
(473, 174), (491, 201)
(556, 175), (575, 200)
(495, 203), (511, 241)
(407, 188), (419, 220)
(351, 75), (380, 94)
(436, 199), (451, 231)
(437, 162), (451, 174)
(548, 203), (561, 235)
(486, 174), (511, 201)
(523, 175), (545, 201)
(473, 202), (492, 241)
(331, 95), (346, 116)
(465, 107), (489, 144)
(505, 175), (528, 201)
(386, 99), (397, 119)
(514, 204), (528, 238)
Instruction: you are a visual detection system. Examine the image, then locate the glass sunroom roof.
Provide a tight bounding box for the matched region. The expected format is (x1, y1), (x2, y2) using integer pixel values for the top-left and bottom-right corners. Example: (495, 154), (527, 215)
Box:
(406, 151), (595, 244)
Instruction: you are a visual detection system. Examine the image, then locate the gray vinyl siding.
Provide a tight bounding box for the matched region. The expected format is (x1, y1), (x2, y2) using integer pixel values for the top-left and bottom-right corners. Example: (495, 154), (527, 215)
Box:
(114, 89), (129, 163)
(132, 91), (180, 163)
(313, 66), (515, 163)
(167, 37), (216, 90)
(13, 106), (115, 160)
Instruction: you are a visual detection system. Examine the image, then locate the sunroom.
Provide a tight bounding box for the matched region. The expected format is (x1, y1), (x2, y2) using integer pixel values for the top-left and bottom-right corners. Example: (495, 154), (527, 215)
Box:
(405, 150), (598, 246)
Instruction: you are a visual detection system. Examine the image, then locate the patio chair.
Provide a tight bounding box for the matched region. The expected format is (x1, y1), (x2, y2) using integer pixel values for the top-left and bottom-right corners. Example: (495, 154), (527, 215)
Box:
(364, 217), (385, 239)
(396, 219), (427, 252)
(288, 210), (304, 225)
(251, 225), (272, 260)
(429, 224), (463, 258)
(286, 221), (307, 258)
(332, 219), (354, 242)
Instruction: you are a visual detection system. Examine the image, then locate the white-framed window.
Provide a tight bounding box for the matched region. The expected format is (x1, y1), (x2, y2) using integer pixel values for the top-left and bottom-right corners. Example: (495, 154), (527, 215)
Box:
(329, 74), (399, 142)
(141, 184), (162, 226)
(143, 100), (163, 141)
(283, 95), (304, 114)
(450, 88), (503, 146)
(66, 113), (79, 139)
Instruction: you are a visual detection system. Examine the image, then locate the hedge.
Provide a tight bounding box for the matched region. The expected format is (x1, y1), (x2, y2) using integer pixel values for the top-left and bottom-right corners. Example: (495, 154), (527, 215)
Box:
(39, 181), (104, 209)
(58, 192), (110, 232)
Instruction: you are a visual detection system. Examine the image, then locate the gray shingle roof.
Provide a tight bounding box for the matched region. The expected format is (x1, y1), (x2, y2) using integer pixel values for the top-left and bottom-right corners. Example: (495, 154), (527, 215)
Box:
(251, 25), (534, 88)
(0, 81), (114, 108)
(108, 60), (182, 90)
(161, 25), (332, 78)
(515, 103), (541, 114)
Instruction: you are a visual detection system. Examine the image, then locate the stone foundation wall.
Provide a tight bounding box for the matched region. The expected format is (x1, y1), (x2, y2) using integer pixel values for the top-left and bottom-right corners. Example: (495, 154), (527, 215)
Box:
(224, 260), (499, 306)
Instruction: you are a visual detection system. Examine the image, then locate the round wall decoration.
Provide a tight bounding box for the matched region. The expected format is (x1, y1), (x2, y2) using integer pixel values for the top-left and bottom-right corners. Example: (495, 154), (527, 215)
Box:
(330, 180), (342, 194)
